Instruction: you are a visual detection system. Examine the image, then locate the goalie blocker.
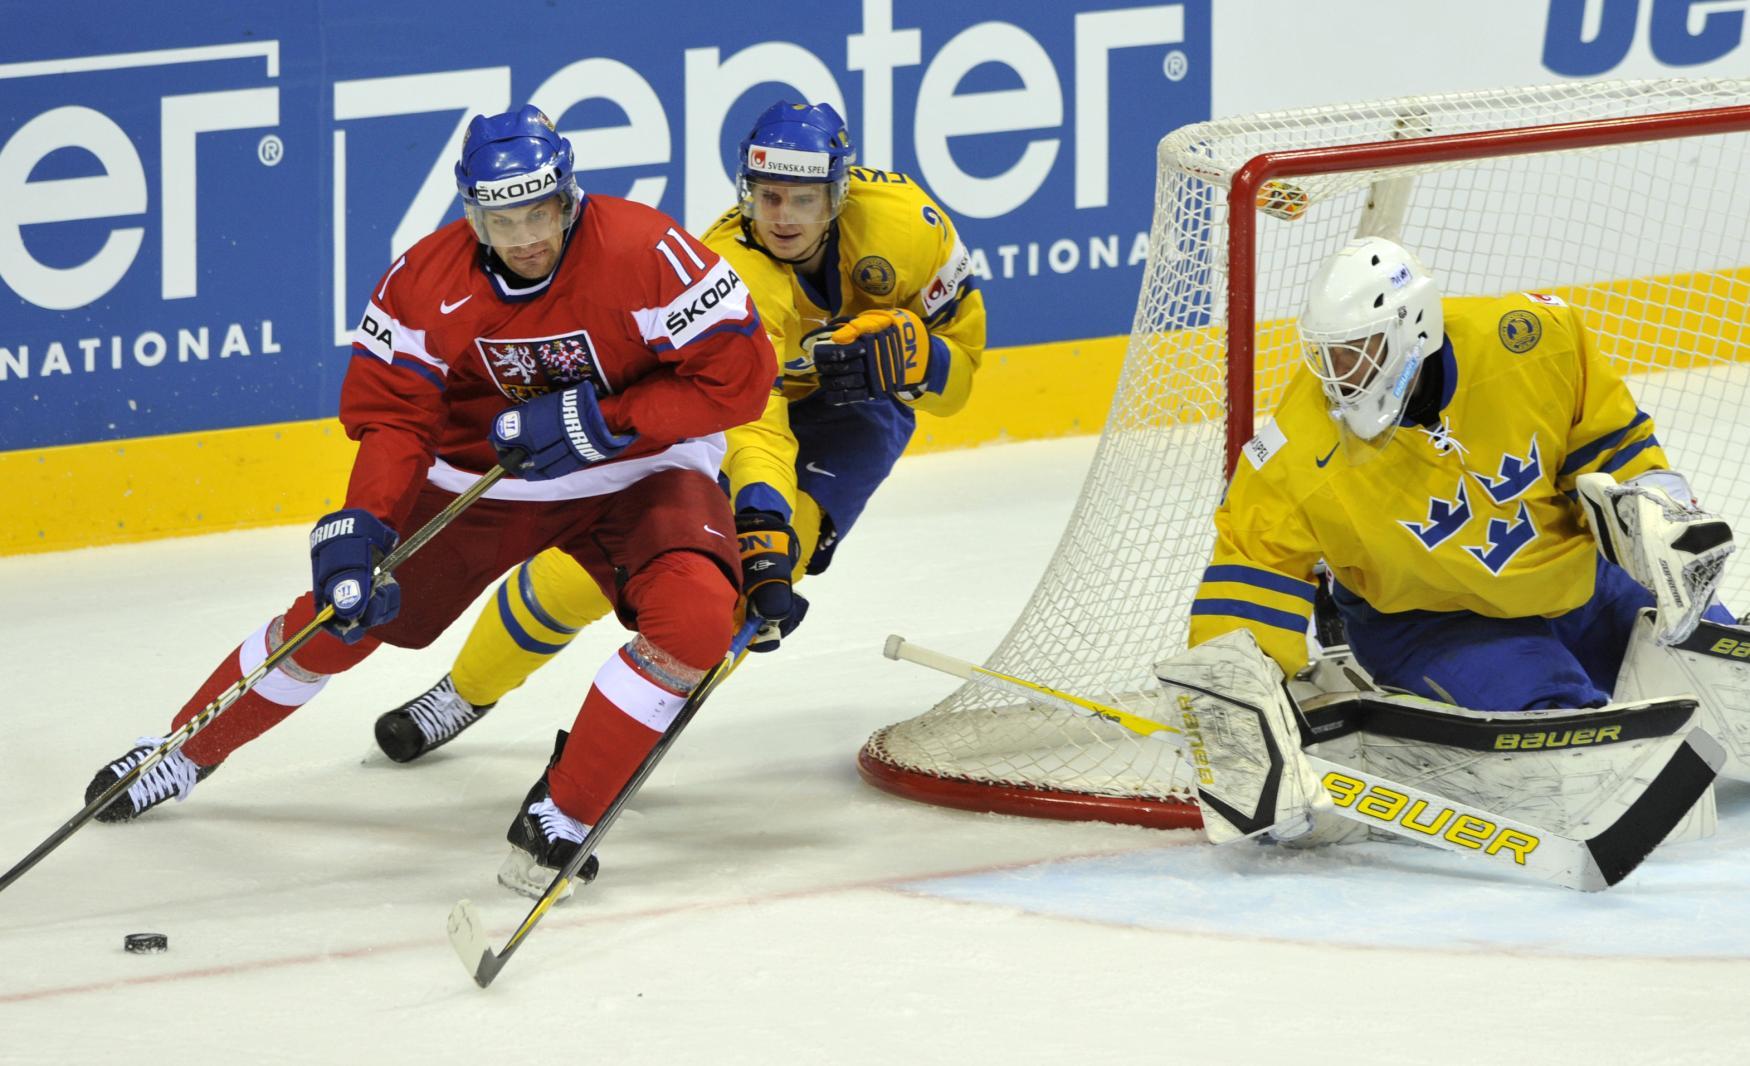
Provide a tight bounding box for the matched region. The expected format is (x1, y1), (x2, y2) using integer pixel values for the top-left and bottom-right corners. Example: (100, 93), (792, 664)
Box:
(1158, 630), (1723, 891)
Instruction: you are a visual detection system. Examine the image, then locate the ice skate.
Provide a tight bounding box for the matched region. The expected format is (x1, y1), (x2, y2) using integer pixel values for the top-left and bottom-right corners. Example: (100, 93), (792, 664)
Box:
(497, 730), (599, 900)
(85, 738), (217, 823)
(374, 674), (493, 763)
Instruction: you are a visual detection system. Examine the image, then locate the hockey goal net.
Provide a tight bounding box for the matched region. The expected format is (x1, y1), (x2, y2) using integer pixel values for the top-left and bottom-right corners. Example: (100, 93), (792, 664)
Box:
(859, 79), (1750, 830)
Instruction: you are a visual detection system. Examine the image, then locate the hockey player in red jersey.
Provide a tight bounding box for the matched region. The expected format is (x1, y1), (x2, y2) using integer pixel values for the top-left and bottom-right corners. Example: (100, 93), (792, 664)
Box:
(84, 105), (775, 897)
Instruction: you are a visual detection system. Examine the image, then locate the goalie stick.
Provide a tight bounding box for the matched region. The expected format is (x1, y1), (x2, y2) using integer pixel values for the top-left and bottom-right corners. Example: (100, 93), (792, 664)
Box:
(0, 467), (507, 897)
(884, 635), (1722, 891)
(883, 634), (1180, 738)
(1300, 745), (1719, 891)
(446, 618), (761, 988)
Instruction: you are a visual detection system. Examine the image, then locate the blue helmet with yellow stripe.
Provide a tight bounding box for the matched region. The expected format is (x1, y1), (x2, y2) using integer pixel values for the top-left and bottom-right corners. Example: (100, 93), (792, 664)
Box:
(736, 101), (855, 223)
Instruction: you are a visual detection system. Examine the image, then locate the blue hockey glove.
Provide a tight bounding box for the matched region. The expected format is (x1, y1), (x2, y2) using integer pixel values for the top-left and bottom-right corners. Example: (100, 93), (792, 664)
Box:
(310, 508), (401, 644)
(812, 309), (933, 406)
(748, 593), (808, 654)
(736, 510), (806, 652)
(490, 384), (637, 480)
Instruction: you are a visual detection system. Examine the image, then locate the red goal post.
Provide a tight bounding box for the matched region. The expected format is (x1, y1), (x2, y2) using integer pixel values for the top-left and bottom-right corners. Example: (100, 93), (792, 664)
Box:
(860, 80), (1750, 831)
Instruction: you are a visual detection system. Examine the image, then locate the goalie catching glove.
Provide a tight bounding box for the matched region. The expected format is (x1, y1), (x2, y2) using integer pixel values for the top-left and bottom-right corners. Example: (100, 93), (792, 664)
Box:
(811, 308), (938, 406)
(1576, 471), (1734, 645)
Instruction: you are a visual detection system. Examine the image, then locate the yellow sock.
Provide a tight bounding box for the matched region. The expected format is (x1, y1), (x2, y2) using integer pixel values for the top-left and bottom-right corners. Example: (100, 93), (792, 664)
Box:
(451, 549), (613, 706)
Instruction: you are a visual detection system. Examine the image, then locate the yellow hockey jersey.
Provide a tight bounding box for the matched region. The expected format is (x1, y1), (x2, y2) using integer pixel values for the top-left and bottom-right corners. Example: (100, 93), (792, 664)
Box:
(1191, 292), (1670, 676)
(701, 168), (987, 517)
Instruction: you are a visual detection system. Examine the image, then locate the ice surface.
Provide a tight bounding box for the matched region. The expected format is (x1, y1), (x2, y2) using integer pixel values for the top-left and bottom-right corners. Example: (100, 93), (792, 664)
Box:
(2, 437), (1747, 1064)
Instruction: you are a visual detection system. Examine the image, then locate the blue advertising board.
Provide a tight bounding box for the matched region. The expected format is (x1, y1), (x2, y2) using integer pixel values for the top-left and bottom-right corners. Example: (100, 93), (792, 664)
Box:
(0, 1), (1212, 452)
(1543, 0), (1750, 76)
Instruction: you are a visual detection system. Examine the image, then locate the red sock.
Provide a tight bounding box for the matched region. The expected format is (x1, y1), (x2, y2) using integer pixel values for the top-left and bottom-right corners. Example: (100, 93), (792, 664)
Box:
(545, 552), (736, 822)
(175, 605), (367, 766)
(175, 649), (300, 767)
(548, 647), (691, 824)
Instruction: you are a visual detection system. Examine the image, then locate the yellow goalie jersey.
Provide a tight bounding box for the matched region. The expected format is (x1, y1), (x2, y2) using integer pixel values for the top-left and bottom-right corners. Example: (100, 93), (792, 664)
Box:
(1191, 292), (1671, 676)
(700, 167), (986, 518)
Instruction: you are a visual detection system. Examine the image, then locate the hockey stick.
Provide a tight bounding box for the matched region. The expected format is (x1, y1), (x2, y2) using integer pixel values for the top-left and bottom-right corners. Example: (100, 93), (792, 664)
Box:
(0, 467), (507, 896)
(882, 634), (1181, 738)
(1300, 737), (1722, 891)
(888, 639), (1721, 891)
(446, 618), (761, 988)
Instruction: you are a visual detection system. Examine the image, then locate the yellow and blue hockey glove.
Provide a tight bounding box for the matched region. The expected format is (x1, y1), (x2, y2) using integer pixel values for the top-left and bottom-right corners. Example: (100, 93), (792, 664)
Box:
(736, 510), (808, 652)
(812, 308), (935, 405)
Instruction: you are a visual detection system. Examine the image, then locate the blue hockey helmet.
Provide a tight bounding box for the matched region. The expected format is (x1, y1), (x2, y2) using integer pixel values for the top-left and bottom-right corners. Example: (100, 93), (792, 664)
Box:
(736, 101), (855, 223)
(454, 105), (581, 248)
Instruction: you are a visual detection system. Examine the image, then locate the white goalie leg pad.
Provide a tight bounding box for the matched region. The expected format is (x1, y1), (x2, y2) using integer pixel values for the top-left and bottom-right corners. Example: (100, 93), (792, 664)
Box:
(1300, 687), (1718, 848)
(1155, 630), (1332, 845)
(1576, 471), (1735, 646)
(1282, 651), (1380, 846)
(1616, 608), (1750, 783)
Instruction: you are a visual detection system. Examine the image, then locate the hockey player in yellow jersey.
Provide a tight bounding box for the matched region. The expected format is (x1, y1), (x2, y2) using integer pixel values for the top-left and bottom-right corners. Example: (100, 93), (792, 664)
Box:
(1188, 236), (1735, 712)
(372, 101), (986, 761)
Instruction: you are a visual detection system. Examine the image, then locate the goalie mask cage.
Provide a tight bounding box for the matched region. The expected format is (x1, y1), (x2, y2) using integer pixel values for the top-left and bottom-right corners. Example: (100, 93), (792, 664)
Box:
(858, 79), (1750, 831)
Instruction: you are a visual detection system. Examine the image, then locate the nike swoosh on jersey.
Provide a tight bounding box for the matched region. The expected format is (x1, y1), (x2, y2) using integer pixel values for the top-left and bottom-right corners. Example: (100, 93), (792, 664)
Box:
(804, 461), (837, 478)
(703, 524), (726, 538)
(440, 295), (473, 314)
(1315, 444), (1338, 468)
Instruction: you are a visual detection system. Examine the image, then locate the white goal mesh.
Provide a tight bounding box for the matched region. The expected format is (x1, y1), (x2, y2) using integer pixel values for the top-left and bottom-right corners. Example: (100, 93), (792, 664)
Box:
(859, 79), (1750, 828)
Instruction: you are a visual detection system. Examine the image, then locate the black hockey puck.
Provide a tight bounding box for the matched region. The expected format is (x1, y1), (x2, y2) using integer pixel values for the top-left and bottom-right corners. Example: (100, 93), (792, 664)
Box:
(123, 933), (168, 954)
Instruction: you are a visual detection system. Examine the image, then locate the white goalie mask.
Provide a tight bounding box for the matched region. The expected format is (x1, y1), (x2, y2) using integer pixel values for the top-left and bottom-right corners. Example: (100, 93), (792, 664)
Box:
(1298, 237), (1443, 447)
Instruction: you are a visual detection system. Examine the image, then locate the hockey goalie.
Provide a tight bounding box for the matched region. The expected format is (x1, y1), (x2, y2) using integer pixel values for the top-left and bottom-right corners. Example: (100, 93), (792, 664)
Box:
(1163, 237), (1742, 890)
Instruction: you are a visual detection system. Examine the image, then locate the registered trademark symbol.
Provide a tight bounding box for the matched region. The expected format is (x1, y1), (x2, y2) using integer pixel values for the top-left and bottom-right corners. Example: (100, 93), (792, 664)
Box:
(1163, 50), (1189, 82)
(258, 134), (284, 166)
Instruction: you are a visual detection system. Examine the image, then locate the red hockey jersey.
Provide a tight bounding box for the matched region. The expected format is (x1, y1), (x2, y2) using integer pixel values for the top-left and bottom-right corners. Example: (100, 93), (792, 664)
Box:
(343, 196), (774, 531)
